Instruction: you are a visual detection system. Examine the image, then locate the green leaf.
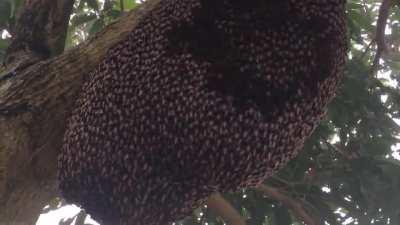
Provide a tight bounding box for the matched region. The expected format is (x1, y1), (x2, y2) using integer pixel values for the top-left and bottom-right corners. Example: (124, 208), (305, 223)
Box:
(364, 137), (392, 156)
(9, 0), (23, 17)
(349, 9), (374, 32)
(71, 14), (97, 27)
(106, 9), (122, 19)
(387, 60), (400, 73)
(0, 38), (9, 49)
(85, 0), (99, 11)
(88, 18), (104, 36)
(123, 0), (137, 10)
(114, 0), (137, 12)
(64, 26), (75, 50)
(0, 0), (11, 26)
(305, 194), (340, 225)
(274, 206), (292, 225)
(376, 158), (400, 169)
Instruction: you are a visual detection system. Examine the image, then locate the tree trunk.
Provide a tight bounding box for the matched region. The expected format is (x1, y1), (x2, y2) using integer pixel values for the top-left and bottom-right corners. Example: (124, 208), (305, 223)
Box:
(0, 1), (160, 224)
(0, 1), (319, 225)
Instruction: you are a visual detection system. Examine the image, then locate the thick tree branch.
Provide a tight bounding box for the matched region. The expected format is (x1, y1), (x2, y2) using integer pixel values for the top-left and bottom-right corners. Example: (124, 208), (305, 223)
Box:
(0, 1), (246, 224)
(0, 1), (160, 224)
(0, 1), (340, 225)
(256, 184), (317, 225)
(1, 0), (159, 113)
(4, 0), (75, 67)
(372, 0), (392, 74)
(206, 193), (246, 225)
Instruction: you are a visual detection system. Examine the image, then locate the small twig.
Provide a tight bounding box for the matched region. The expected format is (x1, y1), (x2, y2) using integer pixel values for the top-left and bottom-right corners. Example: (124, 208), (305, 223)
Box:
(271, 176), (292, 186)
(323, 139), (351, 160)
(206, 193), (246, 225)
(360, 40), (375, 60)
(256, 184), (317, 225)
(372, 0), (392, 75)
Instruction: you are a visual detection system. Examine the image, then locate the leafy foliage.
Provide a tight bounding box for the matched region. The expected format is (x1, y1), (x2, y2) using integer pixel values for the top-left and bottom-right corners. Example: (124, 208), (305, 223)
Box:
(178, 1), (400, 224)
(1, 0), (394, 224)
(0, 0), (24, 62)
(65, 0), (137, 48)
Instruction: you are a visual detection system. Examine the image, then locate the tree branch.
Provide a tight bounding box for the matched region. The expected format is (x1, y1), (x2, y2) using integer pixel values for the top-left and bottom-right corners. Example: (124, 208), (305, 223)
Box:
(206, 193), (246, 225)
(4, 0), (75, 67)
(0, 1), (160, 224)
(1, 0), (159, 113)
(1, 1), (247, 224)
(256, 184), (317, 225)
(120, 0), (125, 12)
(372, 0), (393, 75)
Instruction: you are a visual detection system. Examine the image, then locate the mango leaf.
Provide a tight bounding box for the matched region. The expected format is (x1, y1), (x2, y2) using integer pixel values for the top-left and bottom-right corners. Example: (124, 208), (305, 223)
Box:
(387, 60), (400, 73)
(363, 137), (392, 156)
(0, 0), (11, 27)
(123, 0), (137, 10)
(9, 0), (23, 18)
(85, 0), (99, 11)
(88, 18), (105, 36)
(106, 9), (122, 20)
(115, 0), (137, 11)
(348, 9), (374, 33)
(0, 38), (9, 63)
(274, 206), (292, 225)
(0, 38), (9, 49)
(305, 194), (340, 225)
(64, 25), (75, 49)
(71, 14), (97, 27)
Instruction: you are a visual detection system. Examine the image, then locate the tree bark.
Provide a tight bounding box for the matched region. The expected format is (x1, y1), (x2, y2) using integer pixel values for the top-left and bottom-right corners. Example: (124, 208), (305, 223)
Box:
(256, 185), (317, 225)
(4, 0), (75, 69)
(206, 194), (246, 225)
(0, 1), (322, 225)
(0, 1), (160, 224)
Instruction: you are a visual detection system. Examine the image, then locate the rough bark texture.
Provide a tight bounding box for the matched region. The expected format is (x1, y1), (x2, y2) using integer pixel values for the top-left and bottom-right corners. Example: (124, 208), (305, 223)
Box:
(58, 0), (346, 224)
(256, 185), (317, 225)
(4, 0), (75, 67)
(0, 0), (332, 224)
(0, 1), (160, 224)
(206, 194), (246, 225)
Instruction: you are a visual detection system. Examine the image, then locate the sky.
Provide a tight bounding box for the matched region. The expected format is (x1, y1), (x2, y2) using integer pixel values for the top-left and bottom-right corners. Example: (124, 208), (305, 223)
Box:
(36, 205), (99, 225)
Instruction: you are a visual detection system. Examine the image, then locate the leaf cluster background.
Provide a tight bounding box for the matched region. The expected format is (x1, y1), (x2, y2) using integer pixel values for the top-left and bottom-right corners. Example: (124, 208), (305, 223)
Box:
(1, 0), (400, 225)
